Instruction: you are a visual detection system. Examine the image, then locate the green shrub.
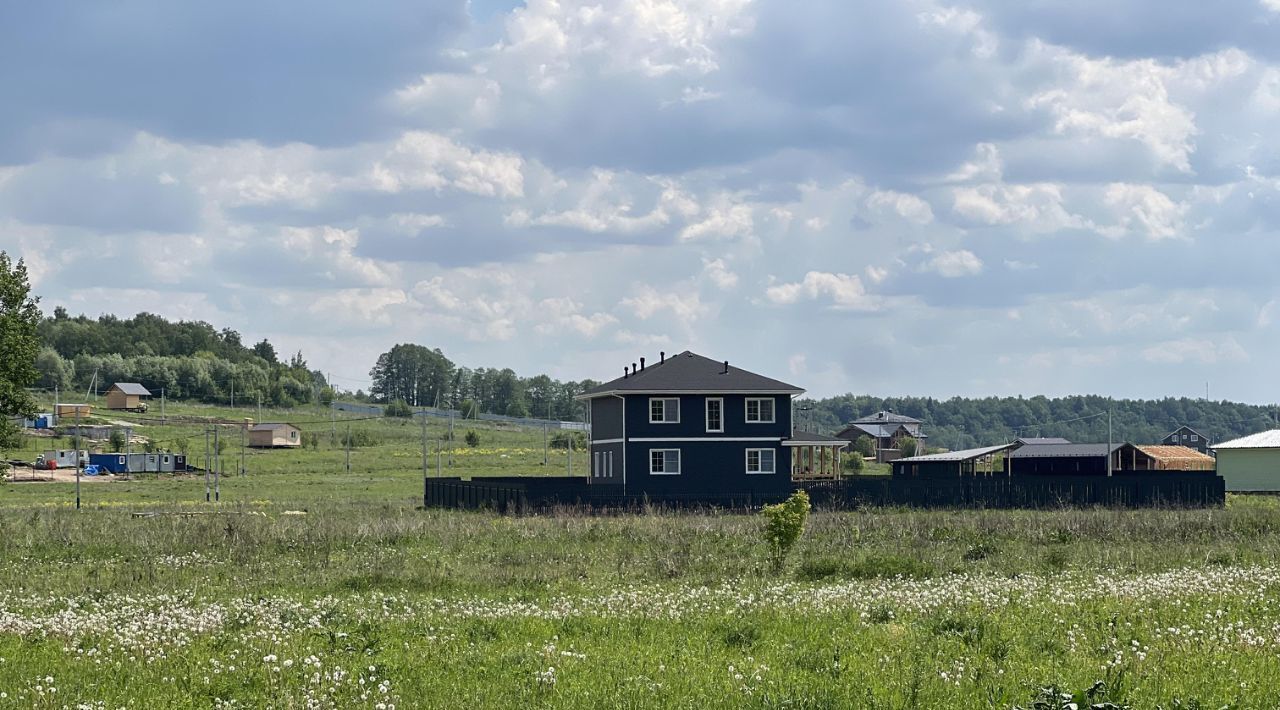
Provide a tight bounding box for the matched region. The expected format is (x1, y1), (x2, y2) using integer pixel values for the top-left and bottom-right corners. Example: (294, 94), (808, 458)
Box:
(762, 490), (810, 568)
(341, 429), (380, 448)
(853, 434), (876, 458)
(384, 399), (413, 418)
(109, 428), (127, 452)
(898, 437), (919, 458)
(550, 431), (586, 450)
(843, 452), (864, 473)
(464, 430), (481, 448)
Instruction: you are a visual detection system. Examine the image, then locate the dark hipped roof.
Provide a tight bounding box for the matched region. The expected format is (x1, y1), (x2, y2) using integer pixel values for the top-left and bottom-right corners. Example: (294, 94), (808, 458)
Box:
(851, 411), (922, 425)
(250, 423), (300, 432)
(110, 382), (151, 396)
(836, 422), (929, 440)
(577, 351), (804, 399)
(785, 430), (849, 445)
(1006, 442), (1126, 458)
(1016, 437), (1072, 445)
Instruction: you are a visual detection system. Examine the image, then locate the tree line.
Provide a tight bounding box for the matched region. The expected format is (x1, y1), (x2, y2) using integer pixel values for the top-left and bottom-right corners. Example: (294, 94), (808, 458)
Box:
(366, 343), (597, 421)
(796, 393), (1280, 449)
(35, 309), (331, 407)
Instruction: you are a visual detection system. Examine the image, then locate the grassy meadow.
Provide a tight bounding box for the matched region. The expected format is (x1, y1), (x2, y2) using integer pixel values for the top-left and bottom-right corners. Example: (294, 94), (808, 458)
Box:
(1, 400), (1279, 707)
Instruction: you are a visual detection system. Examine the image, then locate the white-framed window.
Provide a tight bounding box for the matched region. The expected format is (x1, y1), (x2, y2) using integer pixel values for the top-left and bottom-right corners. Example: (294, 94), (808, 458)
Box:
(745, 448), (776, 474)
(593, 451), (614, 478)
(649, 397), (680, 424)
(650, 449), (681, 475)
(745, 397), (775, 423)
(706, 397), (723, 433)
(1191, 434), (1199, 442)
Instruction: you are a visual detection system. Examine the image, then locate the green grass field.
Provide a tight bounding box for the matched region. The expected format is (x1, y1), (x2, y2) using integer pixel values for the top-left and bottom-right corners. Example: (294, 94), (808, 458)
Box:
(2, 401), (1279, 707)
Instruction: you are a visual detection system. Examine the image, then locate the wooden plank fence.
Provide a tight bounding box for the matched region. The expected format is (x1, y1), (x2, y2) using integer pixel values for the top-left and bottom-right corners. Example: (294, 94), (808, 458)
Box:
(426, 472), (1225, 512)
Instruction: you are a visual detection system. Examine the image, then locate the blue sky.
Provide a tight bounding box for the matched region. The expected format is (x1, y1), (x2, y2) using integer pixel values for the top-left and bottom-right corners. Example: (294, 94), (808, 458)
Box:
(3, 0), (1280, 401)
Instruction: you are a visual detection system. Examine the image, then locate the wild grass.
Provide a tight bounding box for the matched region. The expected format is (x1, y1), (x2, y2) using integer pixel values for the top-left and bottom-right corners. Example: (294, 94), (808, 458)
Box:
(3, 400), (1280, 707)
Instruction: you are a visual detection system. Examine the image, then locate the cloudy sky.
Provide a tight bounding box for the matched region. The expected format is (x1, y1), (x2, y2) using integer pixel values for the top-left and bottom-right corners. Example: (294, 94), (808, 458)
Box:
(3, 0), (1280, 402)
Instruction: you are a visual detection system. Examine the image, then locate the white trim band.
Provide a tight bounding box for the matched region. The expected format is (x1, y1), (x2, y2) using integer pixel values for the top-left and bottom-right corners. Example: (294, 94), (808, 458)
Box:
(591, 438), (624, 445)
(629, 437), (783, 442)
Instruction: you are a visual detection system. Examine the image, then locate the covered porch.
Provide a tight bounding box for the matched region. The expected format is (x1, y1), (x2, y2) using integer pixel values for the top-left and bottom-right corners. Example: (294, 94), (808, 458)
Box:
(785, 430), (849, 481)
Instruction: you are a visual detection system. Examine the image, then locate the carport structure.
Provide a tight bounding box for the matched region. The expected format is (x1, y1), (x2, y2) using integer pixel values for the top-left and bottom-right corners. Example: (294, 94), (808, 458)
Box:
(891, 443), (1022, 477)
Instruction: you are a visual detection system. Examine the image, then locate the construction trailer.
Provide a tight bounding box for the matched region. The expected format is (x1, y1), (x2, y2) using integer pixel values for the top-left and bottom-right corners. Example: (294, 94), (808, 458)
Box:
(89, 452), (185, 474)
(35, 449), (88, 469)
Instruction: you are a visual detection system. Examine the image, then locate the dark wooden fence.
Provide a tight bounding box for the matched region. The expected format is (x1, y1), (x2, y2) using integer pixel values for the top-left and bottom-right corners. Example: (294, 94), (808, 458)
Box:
(424, 477), (784, 512)
(426, 472), (1225, 512)
(803, 472), (1225, 508)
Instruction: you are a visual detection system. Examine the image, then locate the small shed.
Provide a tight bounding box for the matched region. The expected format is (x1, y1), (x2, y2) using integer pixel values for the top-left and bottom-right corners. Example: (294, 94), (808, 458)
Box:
(106, 383), (151, 411)
(55, 403), (92, 418)
(1212, 430), (1280, 491)
(248, 423), (303, 448)
(892, 443), (1022, 477)
(1137, 445), (1216, 471)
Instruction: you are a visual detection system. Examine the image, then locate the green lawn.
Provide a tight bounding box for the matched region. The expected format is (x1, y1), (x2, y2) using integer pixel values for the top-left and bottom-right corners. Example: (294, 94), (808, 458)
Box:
(2, 401), (1279, 707)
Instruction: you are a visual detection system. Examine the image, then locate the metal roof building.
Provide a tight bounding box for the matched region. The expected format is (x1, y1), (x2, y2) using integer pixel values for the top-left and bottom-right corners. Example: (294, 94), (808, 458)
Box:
(1006, 442), (1156, 476)
(892, 443), (1020, 477)
(1212, 430), (1280, 491)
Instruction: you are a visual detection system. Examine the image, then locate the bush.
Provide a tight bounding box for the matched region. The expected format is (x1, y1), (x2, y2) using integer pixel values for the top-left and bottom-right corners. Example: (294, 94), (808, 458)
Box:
(843, 452), (864, 473)
(853, 434), (876, 458)
(550, 431), (587, 450)
(898, 436), (919, 458)
(109, 428), (127, 452)
(762, 490), (810, 569)
(384, 399), (413, 418)
(464, 430), (480, 448)
(341, 429), (380, 448)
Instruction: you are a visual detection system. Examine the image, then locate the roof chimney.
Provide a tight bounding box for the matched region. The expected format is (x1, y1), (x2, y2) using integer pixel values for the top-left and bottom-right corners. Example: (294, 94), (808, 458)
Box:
(660, 351), (665, 363)
(632, 362), (637, 375)
(722, 360), (729, 374)
(640, 357), (645, 371)
(623, 367), (628, 379)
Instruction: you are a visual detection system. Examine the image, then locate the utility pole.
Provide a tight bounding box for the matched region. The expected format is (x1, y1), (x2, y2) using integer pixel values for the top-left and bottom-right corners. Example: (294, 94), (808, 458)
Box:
(125, 426), (132, 477)
(1106, 408), (1113, 477)
(448, 411), (454, 467)
(205, 426), (211, 503)
(74, 408), (81, 510)
(345, 424), (351, 474)
(54, 384), (58, 427)
(230, 376), (235, 409)
(161, 388), (166, 424)
(257, 393), (261, 423)
(240, 422), (246, 476)
(214, 426), (220, 501)
(430, 411), (435, 506)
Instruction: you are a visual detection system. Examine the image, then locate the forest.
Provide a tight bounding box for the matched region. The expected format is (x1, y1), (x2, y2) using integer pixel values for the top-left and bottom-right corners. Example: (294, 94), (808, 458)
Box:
(35, 309), (330, 407)
(795, 393), (1280, 449)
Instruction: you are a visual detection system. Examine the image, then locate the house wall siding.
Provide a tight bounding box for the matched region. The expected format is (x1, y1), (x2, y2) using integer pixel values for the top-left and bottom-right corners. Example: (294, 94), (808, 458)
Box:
(586, 392), (796, 496)
(1216, 449), (1280, 491)
(590, 397), (624, 441)
(623, 440), (792, 497)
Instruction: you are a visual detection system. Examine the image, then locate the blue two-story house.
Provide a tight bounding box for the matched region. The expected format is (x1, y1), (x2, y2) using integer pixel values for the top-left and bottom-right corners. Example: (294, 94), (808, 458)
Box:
(575, 350), (810, 498)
